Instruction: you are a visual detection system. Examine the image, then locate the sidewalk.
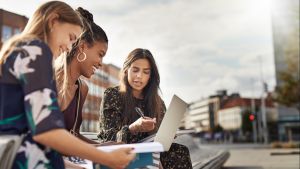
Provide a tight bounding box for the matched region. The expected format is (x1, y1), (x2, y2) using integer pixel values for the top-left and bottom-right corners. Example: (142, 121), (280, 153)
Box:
(222, 148), (300, 169)
(175, 135), (229, 169)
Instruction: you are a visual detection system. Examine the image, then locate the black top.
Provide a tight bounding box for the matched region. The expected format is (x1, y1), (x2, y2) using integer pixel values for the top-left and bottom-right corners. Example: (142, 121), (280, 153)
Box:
(62, 80), (83, 133)
(98, 86), (165, 143)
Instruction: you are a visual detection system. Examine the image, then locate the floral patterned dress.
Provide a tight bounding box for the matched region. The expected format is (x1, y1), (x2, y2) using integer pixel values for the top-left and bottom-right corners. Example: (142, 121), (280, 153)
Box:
(98, 86), (193, 169)
(0, 39), (66, 169)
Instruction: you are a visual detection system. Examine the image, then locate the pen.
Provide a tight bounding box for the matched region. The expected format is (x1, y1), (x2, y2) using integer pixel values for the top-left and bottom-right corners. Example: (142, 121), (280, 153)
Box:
(135, 107), (146, 119)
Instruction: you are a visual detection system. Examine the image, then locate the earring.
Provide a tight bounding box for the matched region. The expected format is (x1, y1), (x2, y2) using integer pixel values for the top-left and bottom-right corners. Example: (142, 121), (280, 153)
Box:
(76, 52), (87, 62)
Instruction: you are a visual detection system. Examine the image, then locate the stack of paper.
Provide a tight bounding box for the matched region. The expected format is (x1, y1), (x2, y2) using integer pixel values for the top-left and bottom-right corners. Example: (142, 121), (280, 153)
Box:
(73, 142), (164, 169)
(98, 142), (163, 169)
(98, 142), (163, 153)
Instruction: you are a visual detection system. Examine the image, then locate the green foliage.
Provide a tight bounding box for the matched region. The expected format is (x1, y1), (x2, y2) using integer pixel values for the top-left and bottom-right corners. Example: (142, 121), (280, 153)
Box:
(274, 39), (300, 108)
(274, 69), (300, 107)
(274, 5), (300, 109)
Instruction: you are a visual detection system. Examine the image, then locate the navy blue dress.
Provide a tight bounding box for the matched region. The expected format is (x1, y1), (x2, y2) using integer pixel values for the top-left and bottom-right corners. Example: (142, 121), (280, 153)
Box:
(0, 39), (66, 169)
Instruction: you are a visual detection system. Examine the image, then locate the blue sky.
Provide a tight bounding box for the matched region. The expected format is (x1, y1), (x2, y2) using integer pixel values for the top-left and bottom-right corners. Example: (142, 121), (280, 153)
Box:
(0, 0), (276, 105)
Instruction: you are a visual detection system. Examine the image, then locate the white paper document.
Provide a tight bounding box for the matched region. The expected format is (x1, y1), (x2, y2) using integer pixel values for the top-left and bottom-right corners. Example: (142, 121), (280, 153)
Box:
(72, 142), (163, 169)
(97, 142), (164, 153)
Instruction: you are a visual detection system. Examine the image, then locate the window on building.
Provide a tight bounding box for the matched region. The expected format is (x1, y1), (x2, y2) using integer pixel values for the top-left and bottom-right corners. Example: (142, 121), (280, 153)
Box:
(81, 120), (88, 132)
(14, 28), (21, 35)
(1, 25), (13, 42)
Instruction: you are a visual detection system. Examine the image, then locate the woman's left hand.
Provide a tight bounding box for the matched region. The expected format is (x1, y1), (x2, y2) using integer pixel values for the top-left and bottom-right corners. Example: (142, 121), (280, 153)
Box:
(129, 117), (156, 133)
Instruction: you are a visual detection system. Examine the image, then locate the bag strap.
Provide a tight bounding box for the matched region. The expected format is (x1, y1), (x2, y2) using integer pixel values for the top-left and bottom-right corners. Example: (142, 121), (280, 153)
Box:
(70, 79), (81, 136)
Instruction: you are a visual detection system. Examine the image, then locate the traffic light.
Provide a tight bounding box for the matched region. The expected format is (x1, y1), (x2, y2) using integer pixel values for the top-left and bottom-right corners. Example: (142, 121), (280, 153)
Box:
(249, 114), (255, 121)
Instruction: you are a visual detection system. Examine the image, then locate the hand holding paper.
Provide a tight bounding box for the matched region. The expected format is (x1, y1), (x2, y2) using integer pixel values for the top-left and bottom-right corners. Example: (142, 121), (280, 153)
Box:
(95, 142), (164, 169)
(105, 148), (136, 169)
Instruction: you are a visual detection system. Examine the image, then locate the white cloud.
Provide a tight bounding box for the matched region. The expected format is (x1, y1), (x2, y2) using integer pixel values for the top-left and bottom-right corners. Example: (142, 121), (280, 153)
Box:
(0, 0), (276, 104)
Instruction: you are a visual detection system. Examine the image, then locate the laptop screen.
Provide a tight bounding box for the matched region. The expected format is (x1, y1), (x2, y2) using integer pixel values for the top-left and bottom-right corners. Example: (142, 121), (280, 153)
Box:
(154, 95), (188, 151)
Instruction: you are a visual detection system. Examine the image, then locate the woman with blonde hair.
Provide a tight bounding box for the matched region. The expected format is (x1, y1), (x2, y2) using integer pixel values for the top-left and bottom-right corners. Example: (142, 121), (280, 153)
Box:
(0, 1), (134, 169)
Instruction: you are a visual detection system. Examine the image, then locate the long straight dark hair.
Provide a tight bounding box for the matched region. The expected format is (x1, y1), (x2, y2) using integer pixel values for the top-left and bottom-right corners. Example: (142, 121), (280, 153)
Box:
(119, 48), (163, 125)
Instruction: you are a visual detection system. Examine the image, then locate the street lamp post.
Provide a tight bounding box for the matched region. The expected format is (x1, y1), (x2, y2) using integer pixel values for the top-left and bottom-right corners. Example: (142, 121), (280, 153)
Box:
(251, 78), (258, 143)
(261, 82), (269, 144)
(251, 98), (258, 143)
(259, 55), (269, 144)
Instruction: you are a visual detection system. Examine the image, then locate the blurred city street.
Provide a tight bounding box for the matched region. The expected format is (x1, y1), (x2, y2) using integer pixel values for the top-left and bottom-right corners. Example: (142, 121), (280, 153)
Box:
(223, 148), (299, 169)
(198, 143), (300, 169)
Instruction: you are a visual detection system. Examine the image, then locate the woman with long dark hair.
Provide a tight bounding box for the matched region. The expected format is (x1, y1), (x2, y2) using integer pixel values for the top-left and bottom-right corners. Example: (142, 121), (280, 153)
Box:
(98, 48), (192, 169)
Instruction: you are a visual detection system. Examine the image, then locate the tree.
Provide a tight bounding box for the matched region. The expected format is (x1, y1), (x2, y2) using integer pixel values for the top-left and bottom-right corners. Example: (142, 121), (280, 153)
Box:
(273, 6), (300, 110)
(274, 58), (300, 108)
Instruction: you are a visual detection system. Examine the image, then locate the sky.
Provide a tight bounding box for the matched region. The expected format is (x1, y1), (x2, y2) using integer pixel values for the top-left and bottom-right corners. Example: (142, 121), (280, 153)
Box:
(0, 0), (276, 105)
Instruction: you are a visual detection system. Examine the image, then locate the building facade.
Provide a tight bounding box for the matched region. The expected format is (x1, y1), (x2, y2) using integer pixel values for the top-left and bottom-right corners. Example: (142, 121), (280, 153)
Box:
(81, 64), (120, 132)
(0, 9), (28, 49)
(218, 96), (277, 142)
(186, 97), (220, 132)
(184, 89), (280, 142)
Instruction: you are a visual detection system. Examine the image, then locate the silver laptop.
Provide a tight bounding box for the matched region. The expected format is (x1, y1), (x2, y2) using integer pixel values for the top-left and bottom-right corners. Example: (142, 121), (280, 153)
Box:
(154, 95), (188, 151)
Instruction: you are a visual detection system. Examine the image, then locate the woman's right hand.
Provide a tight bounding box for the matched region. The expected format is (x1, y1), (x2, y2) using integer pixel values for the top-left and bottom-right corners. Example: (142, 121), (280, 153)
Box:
(129, 117), (156, 133)
(105, 148), (136, 169)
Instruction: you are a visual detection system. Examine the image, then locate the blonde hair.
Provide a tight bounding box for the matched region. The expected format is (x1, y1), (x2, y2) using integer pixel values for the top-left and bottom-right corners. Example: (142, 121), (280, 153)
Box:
(54, 52), (70, 110)
(0, 1), (83, 74)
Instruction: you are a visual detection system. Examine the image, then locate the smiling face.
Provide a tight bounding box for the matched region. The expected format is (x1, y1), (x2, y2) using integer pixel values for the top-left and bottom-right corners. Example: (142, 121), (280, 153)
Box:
(127, 58), (151, 97)
(79, 41), (108, 78)
(48, 21), (82, 58)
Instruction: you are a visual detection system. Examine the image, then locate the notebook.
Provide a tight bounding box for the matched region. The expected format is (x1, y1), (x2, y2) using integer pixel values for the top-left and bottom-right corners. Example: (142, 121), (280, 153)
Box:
(74, 142), (164, 169)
